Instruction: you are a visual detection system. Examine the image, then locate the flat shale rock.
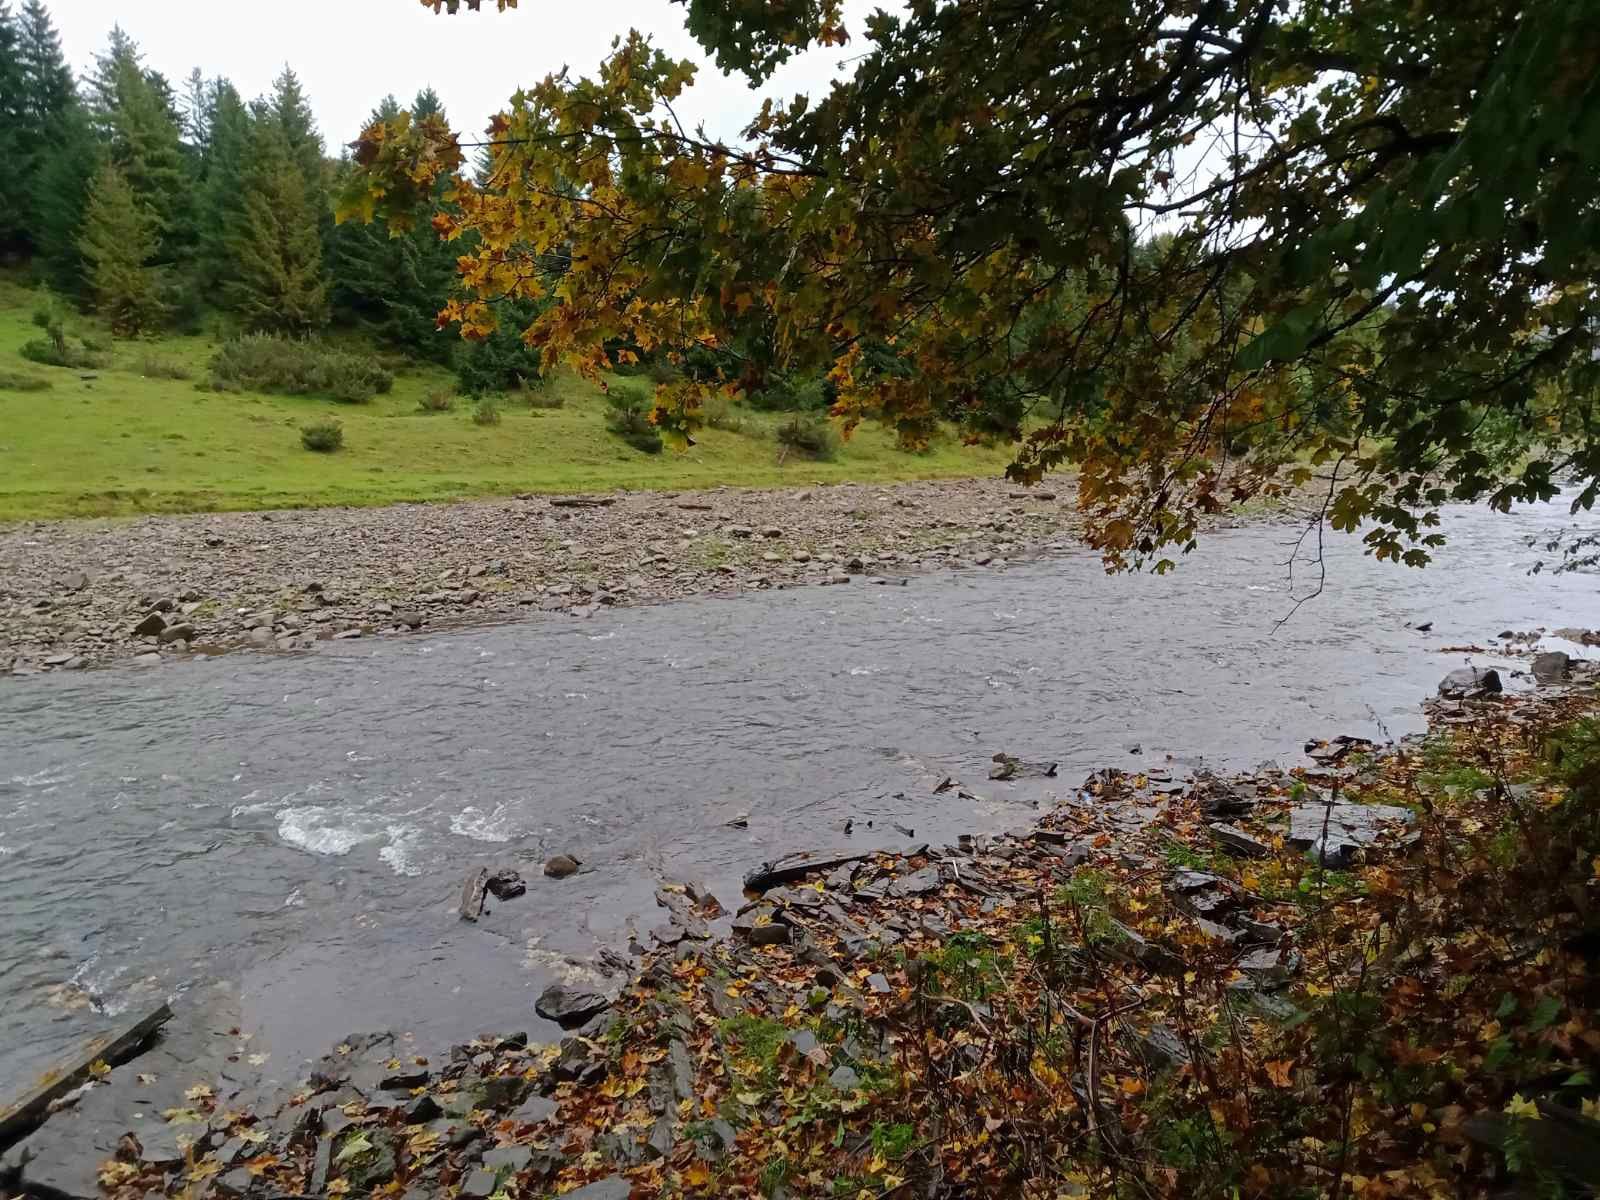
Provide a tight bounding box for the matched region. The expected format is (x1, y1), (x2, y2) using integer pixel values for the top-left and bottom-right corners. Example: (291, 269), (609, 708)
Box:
(535, 983), (610, 1028)
(1286, 800), (1414, 867)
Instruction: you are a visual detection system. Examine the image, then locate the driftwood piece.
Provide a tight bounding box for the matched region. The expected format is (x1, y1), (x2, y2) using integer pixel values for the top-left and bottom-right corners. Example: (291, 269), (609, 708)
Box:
(744, 849), (880, 893)
(0, 1002), (173, 1148)
(549, 496), (616, 509)
(459, 867), (489, 922)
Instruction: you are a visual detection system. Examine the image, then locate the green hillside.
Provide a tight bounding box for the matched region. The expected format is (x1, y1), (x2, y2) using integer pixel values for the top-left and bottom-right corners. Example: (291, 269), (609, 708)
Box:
(0, 284), (1017, 522)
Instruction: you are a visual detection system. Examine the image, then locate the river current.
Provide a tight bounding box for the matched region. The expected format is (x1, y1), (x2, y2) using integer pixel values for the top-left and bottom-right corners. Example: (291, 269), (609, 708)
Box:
(1, 498), (1594, 1094)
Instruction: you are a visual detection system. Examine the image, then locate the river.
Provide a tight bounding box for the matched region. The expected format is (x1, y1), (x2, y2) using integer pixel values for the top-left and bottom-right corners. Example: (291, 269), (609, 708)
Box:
(1, 498), (1594, 1096)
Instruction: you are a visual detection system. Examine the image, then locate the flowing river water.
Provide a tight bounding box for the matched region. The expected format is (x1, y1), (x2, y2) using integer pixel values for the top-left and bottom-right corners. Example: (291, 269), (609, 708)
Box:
(1, 498), (1595, 1097)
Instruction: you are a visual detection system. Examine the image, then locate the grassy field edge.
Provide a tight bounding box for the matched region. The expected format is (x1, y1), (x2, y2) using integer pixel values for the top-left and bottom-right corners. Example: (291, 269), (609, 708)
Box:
(0, 280), (1021, 523)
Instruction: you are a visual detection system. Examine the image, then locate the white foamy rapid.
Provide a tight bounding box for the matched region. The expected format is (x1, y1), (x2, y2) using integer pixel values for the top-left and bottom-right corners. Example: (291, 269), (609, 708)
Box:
(449, 803), (515, 843)
(276, 806), (384, 856)
(277, 805), (426, 876)
(378, 825), (425, 876)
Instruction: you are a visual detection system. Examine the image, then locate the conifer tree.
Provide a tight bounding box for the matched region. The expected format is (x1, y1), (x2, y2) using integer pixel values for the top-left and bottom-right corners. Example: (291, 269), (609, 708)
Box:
(329, 91), (457, 358)
(194, 79), (251, 294)
(225, 124), (328, 334)
(85, 24), (138, 124)
(30, 102), (98, 294)
(78, 162), (166, 333)
(0, 3), (27, 253)
(16, 1), (72, 114)
(180, 67), (209, 153)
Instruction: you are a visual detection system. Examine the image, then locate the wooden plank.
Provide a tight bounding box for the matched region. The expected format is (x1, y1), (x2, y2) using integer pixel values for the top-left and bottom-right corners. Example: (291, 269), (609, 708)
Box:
(0, 1002), (172, 1148)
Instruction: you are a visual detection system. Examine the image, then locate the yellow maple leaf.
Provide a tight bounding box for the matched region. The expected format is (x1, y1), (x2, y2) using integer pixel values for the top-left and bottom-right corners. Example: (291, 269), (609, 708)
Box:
(98, 1161), (138, 1188)
(682, 1161), (711, 1188)
(1504, 1094), (1540, 1120)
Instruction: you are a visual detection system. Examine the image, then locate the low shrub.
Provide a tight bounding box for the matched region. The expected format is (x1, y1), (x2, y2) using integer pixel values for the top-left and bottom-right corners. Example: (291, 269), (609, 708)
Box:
(522, 378), (564, 409)
(323, 351), (394, 403)
(209, 335), (393, 403)
(20, 339), (109, 370)
(703, 395), (745, 433)
(776, 413), (840, 460)
(604, 384), (663, 453)
(452, 298), (547, 397)
(417, 389), (456, 413)
(137, 353), (193, 381)
(471, 399), (501, 426)
(749, 371), (831, 412)
(0, 369), (52, 392)
(300, 420), (344, 452)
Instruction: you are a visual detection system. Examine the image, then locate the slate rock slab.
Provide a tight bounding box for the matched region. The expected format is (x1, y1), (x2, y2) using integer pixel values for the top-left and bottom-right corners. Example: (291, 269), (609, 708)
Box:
(1287, 800), (1414, 867)
(1438, 666), (1502, 699)
(511, 1094), (557, 1125)
(565, 1177), (633, 1200)
(1533, 651), (1572, 684)
(536, 983), (610, 1028)
(887, 866), (941, 898)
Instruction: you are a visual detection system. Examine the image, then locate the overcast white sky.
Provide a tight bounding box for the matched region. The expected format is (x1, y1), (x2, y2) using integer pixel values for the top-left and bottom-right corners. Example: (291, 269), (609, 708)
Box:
(52, 0), (879, 149)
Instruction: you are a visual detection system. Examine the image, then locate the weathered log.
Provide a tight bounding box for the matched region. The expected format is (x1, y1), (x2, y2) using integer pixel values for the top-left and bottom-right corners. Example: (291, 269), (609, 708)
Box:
(459, 867), (489, 921)
(743, 849), (879, 893)
(0, 1002), (173, 1148)
(549, 497), (616, 509)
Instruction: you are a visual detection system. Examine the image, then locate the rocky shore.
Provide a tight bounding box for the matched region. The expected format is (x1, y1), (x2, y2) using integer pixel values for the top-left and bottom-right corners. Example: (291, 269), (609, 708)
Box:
(6, 661), (1595, 1199)
(0, 479), (1084, 674)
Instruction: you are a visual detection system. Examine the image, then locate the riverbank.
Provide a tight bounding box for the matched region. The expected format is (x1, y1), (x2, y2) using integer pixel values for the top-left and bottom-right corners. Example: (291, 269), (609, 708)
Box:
(5, 666), (1596, 1200)
(1, 477), (1089, 674)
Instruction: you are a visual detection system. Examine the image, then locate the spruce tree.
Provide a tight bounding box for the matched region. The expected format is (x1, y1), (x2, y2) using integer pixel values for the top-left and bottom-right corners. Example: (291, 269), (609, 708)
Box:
(105, 57), (191, 255)
(79, 162), (166, 334)
(17, 1), (73, 116)
(86, 24), (138, 124)
(329, 91), (457, 359)
(266, 67), (324, 186)
(194, 79), (250, 293)
(225, 124), (328, 334)
(30, 102), (98, 294)
(180, 67), (209, 153)
(411, 86), (444, 121)
(0, 3), (27, 254)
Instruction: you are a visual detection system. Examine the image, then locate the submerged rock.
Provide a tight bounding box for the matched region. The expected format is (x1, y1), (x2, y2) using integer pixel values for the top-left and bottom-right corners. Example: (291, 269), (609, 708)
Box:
(543, 854), (581, 879)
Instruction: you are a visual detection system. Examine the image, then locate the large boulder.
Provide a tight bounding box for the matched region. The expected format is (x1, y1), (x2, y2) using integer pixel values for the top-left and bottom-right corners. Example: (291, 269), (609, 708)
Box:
(1438, 667), (1502, 699)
